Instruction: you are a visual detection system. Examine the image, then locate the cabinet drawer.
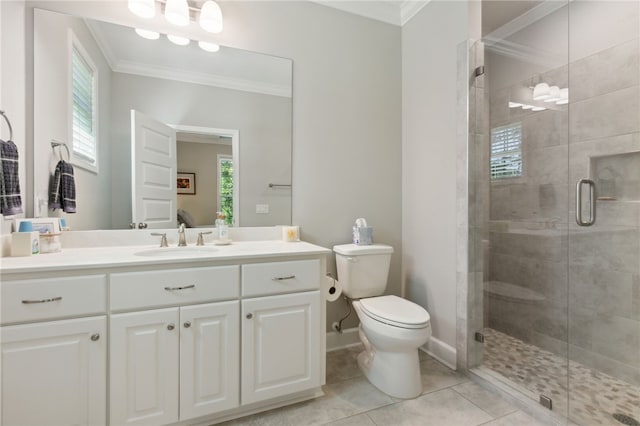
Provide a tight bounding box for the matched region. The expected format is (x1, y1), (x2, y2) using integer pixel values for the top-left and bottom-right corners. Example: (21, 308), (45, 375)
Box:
(1, 275), (106, 325)
(242, 260), (320, 297)
(110, 266), (239, 311)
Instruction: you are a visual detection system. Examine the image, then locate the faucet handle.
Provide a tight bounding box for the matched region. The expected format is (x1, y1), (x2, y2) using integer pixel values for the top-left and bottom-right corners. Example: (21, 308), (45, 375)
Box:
(150, 232), (168, 247)
(197, 231), (213, 246)
(178, 223), (185, 232)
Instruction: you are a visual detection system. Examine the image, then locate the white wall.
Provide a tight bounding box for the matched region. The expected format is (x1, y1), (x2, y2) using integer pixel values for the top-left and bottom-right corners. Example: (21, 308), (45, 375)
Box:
(402, 1), (469, 362)
(2, 0), (402, 332)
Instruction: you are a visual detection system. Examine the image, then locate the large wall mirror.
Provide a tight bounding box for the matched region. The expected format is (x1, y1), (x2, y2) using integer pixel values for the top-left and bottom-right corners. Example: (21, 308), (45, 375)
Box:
(33, 8), (292, 230)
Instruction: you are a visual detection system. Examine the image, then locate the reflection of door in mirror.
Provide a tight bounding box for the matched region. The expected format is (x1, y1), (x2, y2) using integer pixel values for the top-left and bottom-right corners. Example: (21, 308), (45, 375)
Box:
(131, 110), (177, 229)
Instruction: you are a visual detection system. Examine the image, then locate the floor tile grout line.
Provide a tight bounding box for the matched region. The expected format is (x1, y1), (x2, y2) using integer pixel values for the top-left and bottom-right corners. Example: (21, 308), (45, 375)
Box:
(450, 385), (519, 423)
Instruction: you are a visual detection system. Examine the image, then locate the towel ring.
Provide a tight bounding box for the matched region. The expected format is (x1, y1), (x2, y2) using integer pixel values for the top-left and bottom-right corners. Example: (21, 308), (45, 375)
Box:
(0, 110), (13, 141)
(51, 140), (71, 162)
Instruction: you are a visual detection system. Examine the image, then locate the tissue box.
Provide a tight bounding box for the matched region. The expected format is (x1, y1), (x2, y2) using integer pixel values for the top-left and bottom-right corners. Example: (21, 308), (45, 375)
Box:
(11, 232), (40, 256)
(352, 226), (373, 245)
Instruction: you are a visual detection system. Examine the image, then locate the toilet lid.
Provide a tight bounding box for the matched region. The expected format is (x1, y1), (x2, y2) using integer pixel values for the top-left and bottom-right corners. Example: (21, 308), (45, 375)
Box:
(359, 295), (430, 329)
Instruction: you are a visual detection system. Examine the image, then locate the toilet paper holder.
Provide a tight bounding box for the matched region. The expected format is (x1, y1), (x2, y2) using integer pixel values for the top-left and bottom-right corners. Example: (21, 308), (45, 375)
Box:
(326, 272), (337, 295)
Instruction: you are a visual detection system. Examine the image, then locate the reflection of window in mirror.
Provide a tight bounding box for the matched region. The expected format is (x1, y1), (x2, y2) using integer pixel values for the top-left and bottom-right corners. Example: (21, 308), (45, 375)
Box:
(70, 31), (98, 173)
(490, 122), (522, 180)
(218, 155), (233, 224)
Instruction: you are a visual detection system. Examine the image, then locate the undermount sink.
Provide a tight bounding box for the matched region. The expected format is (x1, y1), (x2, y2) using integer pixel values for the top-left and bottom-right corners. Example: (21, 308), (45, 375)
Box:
(135, 246), (219, 257)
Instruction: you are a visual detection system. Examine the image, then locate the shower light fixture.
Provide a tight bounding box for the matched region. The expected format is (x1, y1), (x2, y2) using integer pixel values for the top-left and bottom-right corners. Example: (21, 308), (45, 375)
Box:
(544, 86), (561, 103)
(531, 83), (569, 106)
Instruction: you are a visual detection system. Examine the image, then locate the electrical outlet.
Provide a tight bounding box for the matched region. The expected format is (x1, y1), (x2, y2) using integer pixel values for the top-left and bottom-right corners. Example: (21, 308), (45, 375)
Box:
(256, 204), (269, 214)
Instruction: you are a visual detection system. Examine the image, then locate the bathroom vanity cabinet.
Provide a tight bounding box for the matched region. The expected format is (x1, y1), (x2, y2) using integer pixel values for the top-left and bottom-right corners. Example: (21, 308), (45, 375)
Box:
(0, 242), (329, 426)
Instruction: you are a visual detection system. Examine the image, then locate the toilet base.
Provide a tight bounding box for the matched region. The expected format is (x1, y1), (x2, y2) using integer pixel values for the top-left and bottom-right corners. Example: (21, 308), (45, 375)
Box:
(356, 341), (423, 399)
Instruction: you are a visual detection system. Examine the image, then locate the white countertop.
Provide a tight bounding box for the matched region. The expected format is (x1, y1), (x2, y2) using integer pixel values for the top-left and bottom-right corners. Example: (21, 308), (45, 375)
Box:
(0, 240), (331, 275)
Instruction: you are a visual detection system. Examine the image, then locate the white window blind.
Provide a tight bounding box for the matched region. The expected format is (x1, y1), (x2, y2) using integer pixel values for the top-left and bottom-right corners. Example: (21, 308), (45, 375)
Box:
(71, 42), (97, 169)
(490, 123), (522, 179)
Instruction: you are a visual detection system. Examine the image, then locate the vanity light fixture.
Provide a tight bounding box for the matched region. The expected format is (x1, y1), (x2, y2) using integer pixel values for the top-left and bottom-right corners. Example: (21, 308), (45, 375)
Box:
(167, 34), (190, 45)
(556, 88), (569, 105)
(135, 28), (160, 40)
(198, 41), (220, 52)
(532, 83), (550, 101)
(164, 0), (190, 26)
(199, 0), (223, 33)
(128, 0), (156, 19)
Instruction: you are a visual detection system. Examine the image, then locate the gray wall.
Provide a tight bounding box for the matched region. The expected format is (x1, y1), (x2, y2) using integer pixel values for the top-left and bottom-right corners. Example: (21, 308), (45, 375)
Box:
(33, 9), (113, 231)
(0, 0), (402, 333)
(110, 72), (291, 229)
(402, 0), (469, 364)
(483, 0), (640, 385)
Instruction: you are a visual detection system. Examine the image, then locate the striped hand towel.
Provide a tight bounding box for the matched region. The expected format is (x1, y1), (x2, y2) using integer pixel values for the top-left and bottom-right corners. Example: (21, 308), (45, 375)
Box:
(49, 160), (76, 213)
(0, 139), (23, 216)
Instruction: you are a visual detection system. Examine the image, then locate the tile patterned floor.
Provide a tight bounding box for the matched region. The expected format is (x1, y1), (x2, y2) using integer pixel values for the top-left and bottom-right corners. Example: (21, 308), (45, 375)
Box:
(482, 328), (640, 426)
(220, 344), (549, 426)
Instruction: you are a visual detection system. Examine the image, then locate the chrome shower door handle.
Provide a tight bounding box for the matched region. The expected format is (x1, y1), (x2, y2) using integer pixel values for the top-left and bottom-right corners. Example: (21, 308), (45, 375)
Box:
(576, 178), (596, 227)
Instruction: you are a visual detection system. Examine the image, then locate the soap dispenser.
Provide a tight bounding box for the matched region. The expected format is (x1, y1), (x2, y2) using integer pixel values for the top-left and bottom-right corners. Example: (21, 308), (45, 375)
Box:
(215, 212), (229, 243)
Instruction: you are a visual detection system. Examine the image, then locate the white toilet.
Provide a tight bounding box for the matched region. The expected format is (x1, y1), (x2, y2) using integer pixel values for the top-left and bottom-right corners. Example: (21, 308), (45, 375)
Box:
(333, 243), (431, 399)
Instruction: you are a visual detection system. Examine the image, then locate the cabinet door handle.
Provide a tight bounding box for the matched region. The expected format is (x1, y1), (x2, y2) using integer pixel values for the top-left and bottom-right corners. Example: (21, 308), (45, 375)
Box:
(164, 285), (195, 291)
(246, 313), (253, 319)
(21, 296), (62, 304)
(167, 323), (175, 331)
(184, 321), (191, 328)
(272, 275), (296, 281)
(90, 333), (100, 341)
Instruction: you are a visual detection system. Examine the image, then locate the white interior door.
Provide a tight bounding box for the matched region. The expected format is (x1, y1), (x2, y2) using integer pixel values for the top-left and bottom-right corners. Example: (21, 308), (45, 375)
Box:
(131, 110), (177, 229)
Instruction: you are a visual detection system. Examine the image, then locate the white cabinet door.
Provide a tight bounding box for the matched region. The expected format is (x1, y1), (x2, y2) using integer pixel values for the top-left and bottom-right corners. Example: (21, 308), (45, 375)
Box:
(1, 316), (106, 426)
(180, 301), (240, 420)
(110, 308), (179, 426)
(241, 291), (321, 405)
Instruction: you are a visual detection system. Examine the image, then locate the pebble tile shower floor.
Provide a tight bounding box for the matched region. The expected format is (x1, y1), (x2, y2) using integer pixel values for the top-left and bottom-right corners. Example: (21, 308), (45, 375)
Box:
(482, 328), (640, 426)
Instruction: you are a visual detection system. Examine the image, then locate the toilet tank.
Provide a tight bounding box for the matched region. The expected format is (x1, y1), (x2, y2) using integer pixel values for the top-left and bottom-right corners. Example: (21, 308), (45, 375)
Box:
(333, 244), (394, 298)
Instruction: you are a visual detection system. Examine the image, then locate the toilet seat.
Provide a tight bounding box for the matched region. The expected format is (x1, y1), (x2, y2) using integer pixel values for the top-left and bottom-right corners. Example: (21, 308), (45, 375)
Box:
(359, 295), (430, 329)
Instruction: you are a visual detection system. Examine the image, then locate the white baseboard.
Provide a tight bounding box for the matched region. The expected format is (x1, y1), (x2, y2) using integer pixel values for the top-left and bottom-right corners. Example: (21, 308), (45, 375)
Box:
(421, 336), (457, 370)
(326, 327), (360, 352)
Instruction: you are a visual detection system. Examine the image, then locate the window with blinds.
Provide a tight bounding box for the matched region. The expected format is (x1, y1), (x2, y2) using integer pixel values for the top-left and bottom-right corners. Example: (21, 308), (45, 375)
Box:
(71, 39), (98, 172)
(490, 123), (522, 180)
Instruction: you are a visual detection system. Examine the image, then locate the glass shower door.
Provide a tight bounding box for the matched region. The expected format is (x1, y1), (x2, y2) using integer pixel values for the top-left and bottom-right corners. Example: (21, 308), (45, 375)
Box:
(566, 2), (640, 425)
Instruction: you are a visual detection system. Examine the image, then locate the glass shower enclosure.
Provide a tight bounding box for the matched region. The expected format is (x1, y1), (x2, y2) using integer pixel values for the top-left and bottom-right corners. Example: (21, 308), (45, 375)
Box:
(467, 1), (640, 425)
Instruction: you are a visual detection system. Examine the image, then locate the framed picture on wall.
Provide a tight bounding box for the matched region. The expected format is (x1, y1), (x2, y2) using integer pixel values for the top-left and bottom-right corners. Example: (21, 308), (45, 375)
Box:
(177, 172), (196, 195)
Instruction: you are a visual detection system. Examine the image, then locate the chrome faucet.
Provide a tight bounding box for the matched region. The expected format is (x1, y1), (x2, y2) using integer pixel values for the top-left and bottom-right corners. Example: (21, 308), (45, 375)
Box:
(178, 223), (187, 247)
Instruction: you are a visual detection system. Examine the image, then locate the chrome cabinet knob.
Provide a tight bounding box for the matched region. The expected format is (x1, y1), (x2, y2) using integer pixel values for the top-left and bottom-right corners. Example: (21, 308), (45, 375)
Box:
(90, 333), (100, 341)
(184, 321), (191, 328)
(167, 323), (175, 331)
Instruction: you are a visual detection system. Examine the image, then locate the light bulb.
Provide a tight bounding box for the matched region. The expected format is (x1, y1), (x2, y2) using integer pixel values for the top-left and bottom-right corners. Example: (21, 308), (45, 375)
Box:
(167, 34), (190, 46)
(521, 104), (533, 110)
(128, 0), (155, 18)
(531, 106), (546, 111)
(508, 102), (523, 108)
(165, 0), (190, 26)
(199, 0), (223, 33)
(198, 41), (220, 52)
(544, 86), (561, 103)
(556, 88), (569, 105)
(135, 28), (160, 40)
(532, 83), (550, 101)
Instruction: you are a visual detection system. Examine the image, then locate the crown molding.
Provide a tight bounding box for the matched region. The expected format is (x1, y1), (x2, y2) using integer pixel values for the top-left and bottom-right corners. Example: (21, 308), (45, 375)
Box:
(112, 60), (292, 98)
(309, 0), (430, 26)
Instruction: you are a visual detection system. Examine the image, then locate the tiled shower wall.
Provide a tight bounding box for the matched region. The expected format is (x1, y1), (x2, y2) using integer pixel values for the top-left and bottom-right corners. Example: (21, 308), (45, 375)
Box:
(484, 12), (640, 385)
